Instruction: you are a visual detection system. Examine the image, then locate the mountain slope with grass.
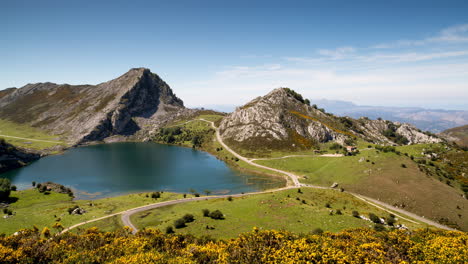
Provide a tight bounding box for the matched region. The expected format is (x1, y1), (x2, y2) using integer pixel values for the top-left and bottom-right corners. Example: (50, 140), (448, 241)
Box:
(440, 124), (468, 148)
(0, 68), (188, 145)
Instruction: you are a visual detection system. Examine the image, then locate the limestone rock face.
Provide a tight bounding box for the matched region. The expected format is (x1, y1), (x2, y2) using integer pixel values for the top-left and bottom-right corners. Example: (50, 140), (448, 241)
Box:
(219, 88), (347, 151)
(397, 124), (442, 144)
(0, 68), (187, 144)
(219, 88), (442, 151)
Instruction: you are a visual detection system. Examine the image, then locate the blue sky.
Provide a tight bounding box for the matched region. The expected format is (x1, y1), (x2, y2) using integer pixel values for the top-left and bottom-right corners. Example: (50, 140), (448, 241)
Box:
(1, 0), (468, 110)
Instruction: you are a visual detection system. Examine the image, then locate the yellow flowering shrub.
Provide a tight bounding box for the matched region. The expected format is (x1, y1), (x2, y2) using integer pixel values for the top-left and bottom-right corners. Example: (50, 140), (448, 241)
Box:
(0, 227), (465, 263)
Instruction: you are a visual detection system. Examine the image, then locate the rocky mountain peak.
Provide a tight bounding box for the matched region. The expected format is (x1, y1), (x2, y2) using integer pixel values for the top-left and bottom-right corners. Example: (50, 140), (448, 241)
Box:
(219, 88), (442, 152)
(0, 68), (187, 144)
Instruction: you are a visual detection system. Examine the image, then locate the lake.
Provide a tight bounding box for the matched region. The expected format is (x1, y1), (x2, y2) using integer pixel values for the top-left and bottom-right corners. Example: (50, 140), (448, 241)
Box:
(1, 142), (285, 199)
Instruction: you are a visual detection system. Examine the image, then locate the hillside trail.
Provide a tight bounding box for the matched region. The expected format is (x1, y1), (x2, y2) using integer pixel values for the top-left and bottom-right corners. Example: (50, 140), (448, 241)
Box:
(61, 118), (457, 234)
(0, 134), (62, 143)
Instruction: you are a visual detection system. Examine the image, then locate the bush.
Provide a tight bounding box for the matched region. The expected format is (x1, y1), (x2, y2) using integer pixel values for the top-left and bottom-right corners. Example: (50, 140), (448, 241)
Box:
(151, 192), (161, 199)
(227, 196), (233, 201)
(369, 213), (381, 223)
(10, 185), (17, 191)
(401, 164), (407, 168)
(386, 216), (396, 226)
(174, 218), (186, 229)
(202, 209), (210, 217)
(0, 178), (11, 201)
(374, 224), (386, 231)
(325, 203), (331, 208)
(209, 210), (224, 220)
(336, 209), (343, 215)
(182, 214), (195, 223)
(352, 211), (360, 218)
(194, 193), (200, 197)
(311, 228), (323, 234)
(165, 226), (174, 234)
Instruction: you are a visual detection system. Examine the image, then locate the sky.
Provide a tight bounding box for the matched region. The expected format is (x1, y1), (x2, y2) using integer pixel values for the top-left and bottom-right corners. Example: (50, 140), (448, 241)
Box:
(1, 0), (468, 110)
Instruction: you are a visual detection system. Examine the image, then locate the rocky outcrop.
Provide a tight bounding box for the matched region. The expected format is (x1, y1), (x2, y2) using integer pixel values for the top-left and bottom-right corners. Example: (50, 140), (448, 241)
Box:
(396, 124), (442, 144)
(219, 88), (442, 151)
(0, 140), (40, 173)
(219, 88), (348, 151)
(0, 68), (188, 144)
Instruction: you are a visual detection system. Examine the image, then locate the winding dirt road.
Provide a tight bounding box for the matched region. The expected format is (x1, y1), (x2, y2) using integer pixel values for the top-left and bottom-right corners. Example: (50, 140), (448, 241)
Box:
(61, 118), (456, 234)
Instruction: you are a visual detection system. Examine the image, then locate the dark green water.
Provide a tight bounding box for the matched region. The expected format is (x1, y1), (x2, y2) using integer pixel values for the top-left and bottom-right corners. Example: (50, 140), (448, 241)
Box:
(1, 142), (285, 199)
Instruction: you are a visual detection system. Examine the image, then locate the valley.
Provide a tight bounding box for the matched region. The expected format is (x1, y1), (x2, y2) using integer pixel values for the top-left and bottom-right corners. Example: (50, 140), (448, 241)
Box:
(0, 69), (467, 241)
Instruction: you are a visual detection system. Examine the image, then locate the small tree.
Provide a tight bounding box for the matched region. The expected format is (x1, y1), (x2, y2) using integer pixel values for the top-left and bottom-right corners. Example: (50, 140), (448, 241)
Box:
(174, 218), (186, 229)
(204, 190), (211, 196)
(32, 181), (36, 187)
(352, 211), (360, 218)
(209, 210), (224, 220)
(165, 226), (175, 234)
(0, 178), (11, 201)
(182, 214), (195, 223)
(202, 209), (210, 217)
(386, 216), (396, 226)
(369, 213), (381, 223)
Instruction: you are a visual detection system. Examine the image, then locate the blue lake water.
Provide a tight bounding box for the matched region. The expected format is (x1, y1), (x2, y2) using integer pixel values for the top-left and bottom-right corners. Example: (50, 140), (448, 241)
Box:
(1, 142), (285, 199)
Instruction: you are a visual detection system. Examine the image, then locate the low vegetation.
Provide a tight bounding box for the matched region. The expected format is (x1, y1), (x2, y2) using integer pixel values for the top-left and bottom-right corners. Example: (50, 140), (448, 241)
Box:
(130, 188), (423, 239)
(0, 227), (466, 263)
(0, 119), (66, 150)
(0, 188), (185, 235)
(255, 149), (468, 231)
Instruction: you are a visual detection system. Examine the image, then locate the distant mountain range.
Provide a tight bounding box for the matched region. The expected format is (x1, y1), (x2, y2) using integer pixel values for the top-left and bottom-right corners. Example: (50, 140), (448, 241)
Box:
(310, 99), (468, 133)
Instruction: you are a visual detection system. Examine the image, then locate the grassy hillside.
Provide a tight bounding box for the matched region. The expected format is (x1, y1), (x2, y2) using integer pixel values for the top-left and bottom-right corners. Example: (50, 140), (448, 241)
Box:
(0, 188), (185, 235)
(130, 188), (425, 239)
(255, 149), (468, 231)
(440, 124), (468, 148)
(0, 119), (67, 150)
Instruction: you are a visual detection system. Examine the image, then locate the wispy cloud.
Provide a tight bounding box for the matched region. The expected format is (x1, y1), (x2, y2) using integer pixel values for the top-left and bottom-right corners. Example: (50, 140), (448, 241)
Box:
(317, 46), (355, 60)
(373, 24), (468, 49)
(177, 24), (468, 110)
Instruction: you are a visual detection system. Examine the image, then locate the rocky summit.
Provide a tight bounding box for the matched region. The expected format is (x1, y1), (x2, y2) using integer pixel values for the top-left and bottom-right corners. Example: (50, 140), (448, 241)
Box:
(219, 88), (441, 151)
(0, 68), (189, 144)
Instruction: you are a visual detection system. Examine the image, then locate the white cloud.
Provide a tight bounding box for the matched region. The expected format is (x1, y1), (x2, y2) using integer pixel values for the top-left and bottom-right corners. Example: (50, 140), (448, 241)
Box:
(373, 24), (468, 49)
(176, 24), (468, 110)
(317, 46), (355, 59)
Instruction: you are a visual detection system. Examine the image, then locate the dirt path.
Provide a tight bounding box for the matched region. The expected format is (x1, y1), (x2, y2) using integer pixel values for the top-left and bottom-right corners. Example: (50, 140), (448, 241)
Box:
(0, 134), (62, 143)
(251, 153), (343, 161)
(199, 118), (302, 187)
(61, 119), (456, 234)
(62, 187), (295, 234)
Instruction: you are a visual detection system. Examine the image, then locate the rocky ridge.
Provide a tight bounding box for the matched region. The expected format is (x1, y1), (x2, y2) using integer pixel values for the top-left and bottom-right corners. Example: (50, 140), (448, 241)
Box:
(219, 88), (441, 151)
